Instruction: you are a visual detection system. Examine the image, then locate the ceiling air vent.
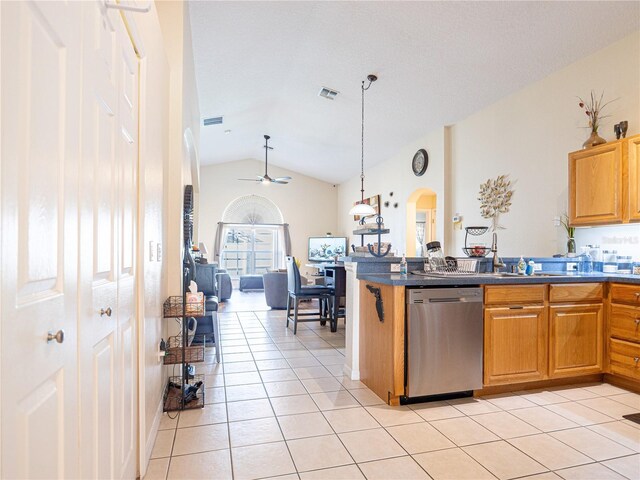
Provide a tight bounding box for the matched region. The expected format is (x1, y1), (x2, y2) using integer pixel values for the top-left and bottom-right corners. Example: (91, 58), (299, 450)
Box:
(203, 116), (223, 126)
(318, 87), (339, 100)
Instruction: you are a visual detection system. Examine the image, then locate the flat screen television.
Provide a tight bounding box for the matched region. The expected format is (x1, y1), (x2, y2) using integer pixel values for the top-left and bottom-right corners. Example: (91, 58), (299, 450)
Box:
(308, 237), (348, 262)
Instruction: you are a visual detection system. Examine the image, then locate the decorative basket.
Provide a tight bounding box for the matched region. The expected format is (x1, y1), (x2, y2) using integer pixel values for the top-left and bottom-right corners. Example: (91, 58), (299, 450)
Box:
(462, 246), (490, 258)
(163, 294), (205, 318)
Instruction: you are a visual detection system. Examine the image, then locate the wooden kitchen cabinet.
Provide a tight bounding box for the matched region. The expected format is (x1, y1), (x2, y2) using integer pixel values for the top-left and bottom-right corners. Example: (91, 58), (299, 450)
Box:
(569, 141), (624, 225)
(359, 281), (405, 405)
(569, 134), (640, 226)
(548, 284), (604, 378)
(608, 283), (640, 383)
(628, 135), (640, 221)
(484, 286), (548, 386)
(548, 303), (603, 378)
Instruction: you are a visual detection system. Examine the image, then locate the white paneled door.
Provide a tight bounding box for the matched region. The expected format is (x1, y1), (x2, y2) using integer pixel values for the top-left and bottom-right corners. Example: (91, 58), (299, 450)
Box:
(2, 1), (140, 478)
(77, 3), (139, 480)
(1, 1), (81, 478)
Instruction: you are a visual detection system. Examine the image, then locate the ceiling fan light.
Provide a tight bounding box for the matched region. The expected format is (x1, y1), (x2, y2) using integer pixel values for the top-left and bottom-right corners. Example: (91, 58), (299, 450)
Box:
(349, 203), (376, 216)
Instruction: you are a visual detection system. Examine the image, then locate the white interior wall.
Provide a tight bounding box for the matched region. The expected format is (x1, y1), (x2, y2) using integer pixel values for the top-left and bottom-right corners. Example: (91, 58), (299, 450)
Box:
(135, 3), (170, 474)
(198, 160), (338, 279)
(337, 128), (446, 256)
(449, 31), (640, 258)
(337, 31), (640, 258)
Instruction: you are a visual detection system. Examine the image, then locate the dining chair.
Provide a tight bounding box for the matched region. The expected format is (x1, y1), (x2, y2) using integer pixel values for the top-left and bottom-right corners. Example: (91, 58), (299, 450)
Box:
(285, 256), (334, 334)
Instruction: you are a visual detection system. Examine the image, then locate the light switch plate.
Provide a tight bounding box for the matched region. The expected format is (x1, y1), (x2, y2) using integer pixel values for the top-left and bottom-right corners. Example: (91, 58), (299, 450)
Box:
(390, 263), (401, 272)
(533, 263), (542, 271)
(149, 241), (155, 262)
(156, 243), (162, 262)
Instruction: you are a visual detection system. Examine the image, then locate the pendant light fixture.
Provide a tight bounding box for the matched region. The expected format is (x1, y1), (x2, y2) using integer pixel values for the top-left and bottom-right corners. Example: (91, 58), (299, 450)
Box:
(348, 74), (378, 217)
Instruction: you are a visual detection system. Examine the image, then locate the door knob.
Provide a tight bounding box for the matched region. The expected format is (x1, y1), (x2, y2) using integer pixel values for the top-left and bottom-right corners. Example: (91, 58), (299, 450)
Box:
(100, 307), (112, 317)
(47, 330), (65, 344)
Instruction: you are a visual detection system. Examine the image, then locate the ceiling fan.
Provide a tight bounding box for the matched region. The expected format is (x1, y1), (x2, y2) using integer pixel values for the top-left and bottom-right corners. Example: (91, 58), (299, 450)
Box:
(238, 135), (292, 185)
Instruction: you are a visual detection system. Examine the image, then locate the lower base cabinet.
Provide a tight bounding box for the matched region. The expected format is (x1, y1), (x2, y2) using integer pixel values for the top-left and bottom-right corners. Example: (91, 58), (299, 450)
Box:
(484, 305), (548, 385)
(549, 303), (603, 378)
(609, 338), (640, 380)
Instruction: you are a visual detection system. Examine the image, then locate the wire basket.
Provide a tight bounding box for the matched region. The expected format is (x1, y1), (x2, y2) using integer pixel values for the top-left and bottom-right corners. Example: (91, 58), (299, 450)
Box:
(163, 374), (205, 412)
(163, 295), (205, 318)
(465, 226), (489, 236)
(163, 335), (206, 365)
(462, 246), (490, 258)
(424, 257), (479, 275)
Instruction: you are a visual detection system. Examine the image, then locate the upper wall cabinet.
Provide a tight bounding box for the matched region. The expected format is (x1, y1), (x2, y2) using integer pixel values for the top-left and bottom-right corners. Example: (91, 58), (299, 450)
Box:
(628, 135), (640, 222)
(569, 134), (640, 226)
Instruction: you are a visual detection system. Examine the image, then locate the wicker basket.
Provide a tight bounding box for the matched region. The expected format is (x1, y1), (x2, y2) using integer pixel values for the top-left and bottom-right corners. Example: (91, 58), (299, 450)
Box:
(163, 374), (205, 412)
(163, 335), (205, 365)
(163, 294), (204, 318)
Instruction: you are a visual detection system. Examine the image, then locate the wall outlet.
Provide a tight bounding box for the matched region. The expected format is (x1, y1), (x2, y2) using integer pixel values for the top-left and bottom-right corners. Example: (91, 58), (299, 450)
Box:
(533, 263), (543, 271)
(156, 243), (162, 262)
(149, 241), (155, 262)
(567, 262), (577, 271)
(390, 263), (401, 272)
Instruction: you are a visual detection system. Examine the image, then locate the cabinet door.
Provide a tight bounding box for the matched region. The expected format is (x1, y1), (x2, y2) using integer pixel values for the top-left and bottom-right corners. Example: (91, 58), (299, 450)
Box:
(569, 141), (623, 225)
(549, 304), (603, 378)
(628, 134), (640, 222)
(484, 306), (547, 385)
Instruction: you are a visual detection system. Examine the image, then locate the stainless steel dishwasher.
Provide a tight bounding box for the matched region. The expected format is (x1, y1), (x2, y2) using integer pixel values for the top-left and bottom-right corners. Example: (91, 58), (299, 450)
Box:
(406, 287), (483, 397)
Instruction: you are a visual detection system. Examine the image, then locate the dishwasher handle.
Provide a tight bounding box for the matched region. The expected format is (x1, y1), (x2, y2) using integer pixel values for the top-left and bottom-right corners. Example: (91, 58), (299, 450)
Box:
(429, 297), (478, 303)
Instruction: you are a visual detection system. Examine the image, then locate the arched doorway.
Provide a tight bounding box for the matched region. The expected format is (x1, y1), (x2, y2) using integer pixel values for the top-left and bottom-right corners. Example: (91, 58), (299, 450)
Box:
(217, 195), (288, 277)
(406, 188), (437, 257)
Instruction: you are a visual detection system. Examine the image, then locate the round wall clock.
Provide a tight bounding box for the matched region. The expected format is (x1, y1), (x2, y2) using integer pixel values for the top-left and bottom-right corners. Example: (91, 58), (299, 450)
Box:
(412, 149), (429, 176)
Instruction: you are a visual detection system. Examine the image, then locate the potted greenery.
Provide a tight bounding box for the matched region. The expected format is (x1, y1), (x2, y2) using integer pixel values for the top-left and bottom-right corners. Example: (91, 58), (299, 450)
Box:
(560, 213), (576, 255)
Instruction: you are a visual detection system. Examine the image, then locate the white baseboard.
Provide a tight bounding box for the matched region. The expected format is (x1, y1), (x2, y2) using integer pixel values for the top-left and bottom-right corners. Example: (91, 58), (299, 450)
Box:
(141, 397), (163, 477)
(343, 364), (360, 381)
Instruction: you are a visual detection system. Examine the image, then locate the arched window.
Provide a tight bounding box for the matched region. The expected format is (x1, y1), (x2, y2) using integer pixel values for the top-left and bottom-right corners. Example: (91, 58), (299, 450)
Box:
(215, 196), (290, 278)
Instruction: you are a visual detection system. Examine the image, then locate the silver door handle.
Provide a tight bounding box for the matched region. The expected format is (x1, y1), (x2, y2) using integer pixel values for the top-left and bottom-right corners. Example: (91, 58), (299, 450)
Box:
(100, 307), (112, 317)
(47, 330), (65, 344)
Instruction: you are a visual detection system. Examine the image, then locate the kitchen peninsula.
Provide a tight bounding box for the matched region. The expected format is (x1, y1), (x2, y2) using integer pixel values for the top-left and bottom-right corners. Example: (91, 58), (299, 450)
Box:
(342, 256), (640, 406)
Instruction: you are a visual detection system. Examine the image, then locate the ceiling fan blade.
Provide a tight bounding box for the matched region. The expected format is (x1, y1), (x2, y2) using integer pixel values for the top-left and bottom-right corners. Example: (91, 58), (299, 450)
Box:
(238, 178), (262, 182)
(274, 176), (292, 181)
(272, 180), (289, 184)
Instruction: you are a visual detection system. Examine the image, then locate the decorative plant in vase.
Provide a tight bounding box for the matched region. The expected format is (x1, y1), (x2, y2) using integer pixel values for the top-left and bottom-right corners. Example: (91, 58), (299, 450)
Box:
(560, 212), (576, 255)
(578, 90), (617, 148)
(478, 175), (514, 231)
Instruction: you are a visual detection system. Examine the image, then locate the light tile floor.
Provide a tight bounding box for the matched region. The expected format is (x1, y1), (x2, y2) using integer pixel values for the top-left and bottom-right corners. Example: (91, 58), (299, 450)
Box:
(146, 310), (640, 480)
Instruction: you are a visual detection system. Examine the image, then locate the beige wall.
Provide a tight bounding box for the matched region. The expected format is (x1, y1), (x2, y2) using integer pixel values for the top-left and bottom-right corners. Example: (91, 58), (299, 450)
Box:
(449, 31), (640, 257)
(338, 30), (640, 258)
(135, 3), (170, 475)
(338, 128), (447, 257)
(198, 160), (338, 279)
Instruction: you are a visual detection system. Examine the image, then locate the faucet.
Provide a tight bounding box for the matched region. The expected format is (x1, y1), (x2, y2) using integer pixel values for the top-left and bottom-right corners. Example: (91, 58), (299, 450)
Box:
(491, 232), (505, 273)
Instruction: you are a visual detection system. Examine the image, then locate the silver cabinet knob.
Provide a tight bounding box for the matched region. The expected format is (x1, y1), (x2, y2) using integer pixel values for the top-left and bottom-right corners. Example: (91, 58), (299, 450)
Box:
(47, 330), (65, 344)
(634, 357), (639, 364)
(100, 307), (112, 317)
(635, 318), (640, 326)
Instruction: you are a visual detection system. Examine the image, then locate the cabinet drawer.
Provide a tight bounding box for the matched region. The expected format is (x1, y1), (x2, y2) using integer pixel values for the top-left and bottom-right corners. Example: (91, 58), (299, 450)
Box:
(609, 338), (640, 381)
(549, 283), (603, 303)
(610, 304), (640, 343)
(484, 285), (546, 306)
(610, 283), (640, 305)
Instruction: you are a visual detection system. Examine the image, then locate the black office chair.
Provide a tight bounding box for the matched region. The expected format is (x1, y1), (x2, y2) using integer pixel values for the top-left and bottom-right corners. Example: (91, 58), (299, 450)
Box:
(285, 256), (334, 334)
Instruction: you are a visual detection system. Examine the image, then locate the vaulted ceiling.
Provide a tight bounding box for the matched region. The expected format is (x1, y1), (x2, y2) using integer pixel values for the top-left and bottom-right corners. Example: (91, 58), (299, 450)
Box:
(189, 1), (640, 184)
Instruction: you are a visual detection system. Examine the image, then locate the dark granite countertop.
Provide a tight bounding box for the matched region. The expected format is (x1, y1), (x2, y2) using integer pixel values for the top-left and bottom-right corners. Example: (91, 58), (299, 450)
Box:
(357, 272), (640, 286)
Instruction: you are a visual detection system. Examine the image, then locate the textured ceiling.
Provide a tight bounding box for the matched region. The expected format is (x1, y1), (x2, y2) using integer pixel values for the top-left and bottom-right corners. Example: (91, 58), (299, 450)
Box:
(189, 1), (640, 184)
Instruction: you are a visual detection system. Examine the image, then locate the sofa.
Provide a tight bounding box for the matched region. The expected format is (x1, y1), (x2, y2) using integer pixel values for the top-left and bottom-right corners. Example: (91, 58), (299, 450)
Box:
(263, 270), (307, 309)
